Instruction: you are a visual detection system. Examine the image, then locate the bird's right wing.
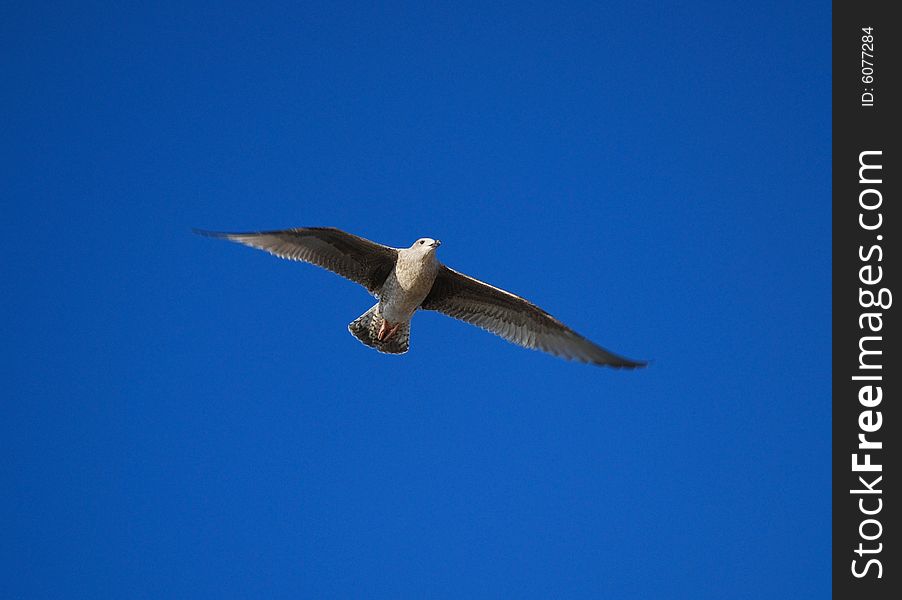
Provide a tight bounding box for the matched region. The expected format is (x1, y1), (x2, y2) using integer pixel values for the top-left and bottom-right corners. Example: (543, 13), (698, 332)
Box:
(422, 265), (646, 368)
(194, 227), (397, 296)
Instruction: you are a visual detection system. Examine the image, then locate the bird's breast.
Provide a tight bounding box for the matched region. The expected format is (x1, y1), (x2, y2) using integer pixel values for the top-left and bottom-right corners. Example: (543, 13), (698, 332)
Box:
(380, 257), (438, 321)
(394, 255), (438, 293)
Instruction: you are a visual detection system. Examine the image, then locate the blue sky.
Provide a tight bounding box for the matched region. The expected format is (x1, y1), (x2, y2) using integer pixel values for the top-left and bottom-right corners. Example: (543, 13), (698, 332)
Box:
(3, 2), (830, 598)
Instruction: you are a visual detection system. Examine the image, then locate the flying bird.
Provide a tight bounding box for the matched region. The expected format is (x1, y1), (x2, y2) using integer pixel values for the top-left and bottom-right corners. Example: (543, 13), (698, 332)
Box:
(195, 227), (645, 368)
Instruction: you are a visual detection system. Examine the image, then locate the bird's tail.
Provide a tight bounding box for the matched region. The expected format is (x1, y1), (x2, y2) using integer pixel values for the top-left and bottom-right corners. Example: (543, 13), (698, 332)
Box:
(348, 304), (410, 355)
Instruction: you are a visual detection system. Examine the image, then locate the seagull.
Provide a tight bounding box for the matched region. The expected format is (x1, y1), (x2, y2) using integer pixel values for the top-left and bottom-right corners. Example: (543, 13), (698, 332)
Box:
(195, 227), (645, 368)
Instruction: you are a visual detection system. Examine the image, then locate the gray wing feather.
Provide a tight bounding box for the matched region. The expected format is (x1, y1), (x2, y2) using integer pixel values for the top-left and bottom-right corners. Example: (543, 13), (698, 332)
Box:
(422, 266), (645, 368)
(195, 227), (397, 295)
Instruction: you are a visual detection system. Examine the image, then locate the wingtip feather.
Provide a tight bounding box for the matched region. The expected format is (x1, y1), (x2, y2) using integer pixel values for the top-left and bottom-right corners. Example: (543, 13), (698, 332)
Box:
(598, 356), (649, 369)
(192, 228), (233, 239)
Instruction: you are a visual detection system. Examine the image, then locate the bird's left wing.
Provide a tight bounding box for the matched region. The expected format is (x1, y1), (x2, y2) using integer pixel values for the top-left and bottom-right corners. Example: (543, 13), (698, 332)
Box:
(194, 227), (397, 295)
(422, 265), (645, 368)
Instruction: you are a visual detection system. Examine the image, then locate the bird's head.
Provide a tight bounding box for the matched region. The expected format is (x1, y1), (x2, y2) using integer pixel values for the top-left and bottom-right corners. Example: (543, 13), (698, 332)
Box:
(410, 237), (442, 253)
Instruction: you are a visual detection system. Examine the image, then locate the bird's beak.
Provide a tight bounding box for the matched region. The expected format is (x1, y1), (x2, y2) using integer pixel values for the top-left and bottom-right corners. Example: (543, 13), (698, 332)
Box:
(431, 240), (442, 248)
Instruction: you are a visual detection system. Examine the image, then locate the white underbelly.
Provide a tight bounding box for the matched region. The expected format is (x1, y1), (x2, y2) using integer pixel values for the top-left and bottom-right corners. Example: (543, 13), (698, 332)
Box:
(379, 268), (434, 323)
(381, 298), (419, 323)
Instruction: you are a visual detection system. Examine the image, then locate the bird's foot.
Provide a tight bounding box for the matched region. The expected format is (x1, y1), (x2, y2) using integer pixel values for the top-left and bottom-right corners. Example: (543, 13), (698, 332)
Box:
(377, 320), (400, 342)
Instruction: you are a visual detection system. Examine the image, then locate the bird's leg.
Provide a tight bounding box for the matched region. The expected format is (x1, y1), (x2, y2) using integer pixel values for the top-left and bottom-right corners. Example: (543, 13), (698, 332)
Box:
(377, 320), (400, 342)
